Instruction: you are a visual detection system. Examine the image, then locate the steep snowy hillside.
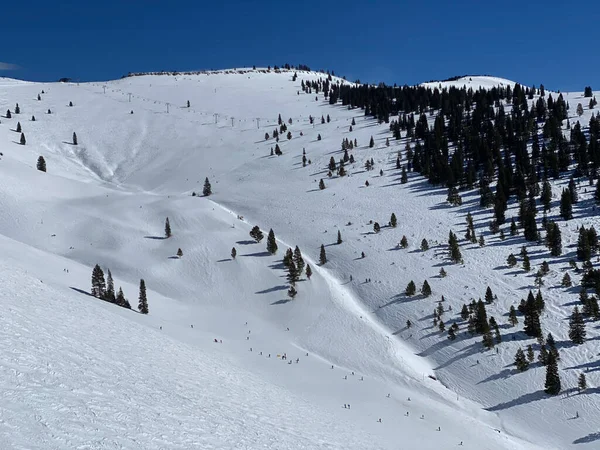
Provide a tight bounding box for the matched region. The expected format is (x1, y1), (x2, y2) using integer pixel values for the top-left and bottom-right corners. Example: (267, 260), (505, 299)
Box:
(0, 67), (599, 448)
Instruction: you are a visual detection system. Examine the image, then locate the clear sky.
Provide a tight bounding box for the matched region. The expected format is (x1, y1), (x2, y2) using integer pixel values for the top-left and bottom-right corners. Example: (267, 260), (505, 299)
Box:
(2, 0), (598, 91)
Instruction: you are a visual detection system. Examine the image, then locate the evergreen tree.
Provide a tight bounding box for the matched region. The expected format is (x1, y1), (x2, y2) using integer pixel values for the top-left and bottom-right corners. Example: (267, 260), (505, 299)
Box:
(287, 260), (299, 285)
(138, 279), (148, 314)
(510, 218), (518, 236)
(420, 238), (429, 251)
(293, 246), (305, 274)
(319, 179), (326, 190)
(485, 286), (494, 304)
(460, 304), (470, 320)
(540, 181), (552, 213)
(369, 136), (375, 148)
(165, 217), (172, 238)
(20, 132), (26, 145)
(319, 244), (327, 265)
(421, 280), (431, 297)
(561, 272), (572, 287)
(546, 333), (560, 361)
(287, 285), (297, 299)
(116, 287), (131, 309)
(560, 189), (573, 220)
(390, 213), (397, 228)
(448, 230), (462, 263)
(91, 264), (106, 298)
(373, 222), (380, 233)
(305, 264), (312, 280)
(400, 235), (408, 248)
(249, 225), (264, 243)
(177, 248), (183, 258)
(514, 348), (529, 371)
(105, 268), (115, 303)
(577, 103), (584, 116)
(507, 253), (517, 267)
(231, 247), (237, 259)
(509, 305), (518, 326)
(405, 281), (416, 296)
(5, 109), (10, 118)
(203, 177), (212, 196)
(544, 351), (561, 395)
(16, 122), (21, 133)
(439, 267), (447, 277)
(578, 373), (587, 392)
(401, 166), (408, 184)
(569, 306), (586, 344)
(337, 230), (342, 244)
(266, 229), (278, 254)
(72, 132), (78, 145)
(447, 324), (456, 340)
(15, 103), (20, 114)
(527, 345), (535, 362)
(36, 156), (46, 172)
(523, 254), (531, 272)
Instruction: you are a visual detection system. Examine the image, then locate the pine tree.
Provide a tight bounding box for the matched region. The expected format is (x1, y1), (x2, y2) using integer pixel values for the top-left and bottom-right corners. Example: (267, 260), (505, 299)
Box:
(421, 239), (429, 251)
(373, 222), (380, 233)
(484, 286), (494, 304)
(287, 260), (299, 285)
(319, 179), (325, 190)
(527, 345), (535, 362)
(438, 320), (445, 332)
(544, 351), (561, 395)
(138, 279), (148, 314)
(72, 132), (78, 145)
(105, 268), (115, 303)
(16, 122), (21, 133)
(287, 285), (297, 299)
(305, 264), (312, 280)
(507, 253), (517, 267)
(569, 306), (586, 344)
(6, 109), (10, 118)
(249, 225), (264, 243)
(20, 132), (26, 145)
(439, 267), (447, 277)
(36, 156), (46, 172)
(231, 247), (237, 259)
(15, 103), (20, 114)
(177, 248), (183, 258)
(460, 304), (470, 320)
(448, 231), (462, 263)
(203, 177), (212, 196)
(266, 229), (278, 254)
(509, 305), (518, 326)
(447, 325), (456, 340)
(421, 280), (431, 297)
(390, 213), (397, 228)
(578, 373), (587, 392)
(523, 254), (531, 272)
(165, 217), (172, 238)
(561, 272), (572, 287)
(401, 166), (408, 184)
(577, 103), (584, 116)
(560, 188), (573, 220)
(91, 264), (106, 298)
(405, 281), (416, 296)
(337, 230), (342, 244)
(369, 136), (374, 148)
(293, 246), (305, 274)
(400, 235), (408, 248)
(540, 181), (552, 212)
(514, 348), (529, 371)
(319, 244), (327, 265)
(116, 287), (130, 309)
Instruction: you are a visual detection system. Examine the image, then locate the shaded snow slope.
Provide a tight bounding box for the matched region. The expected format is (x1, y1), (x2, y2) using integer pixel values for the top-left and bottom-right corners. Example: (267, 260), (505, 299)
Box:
(0, 68), (598, 448)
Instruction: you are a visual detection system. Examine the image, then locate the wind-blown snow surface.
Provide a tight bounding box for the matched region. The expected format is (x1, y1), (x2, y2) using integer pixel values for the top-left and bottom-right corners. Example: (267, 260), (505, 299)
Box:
(0, 68), (597, 448)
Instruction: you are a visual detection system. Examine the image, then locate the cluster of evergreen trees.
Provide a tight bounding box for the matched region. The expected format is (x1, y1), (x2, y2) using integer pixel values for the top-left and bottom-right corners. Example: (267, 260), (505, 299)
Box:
(91, 264), (148, 313)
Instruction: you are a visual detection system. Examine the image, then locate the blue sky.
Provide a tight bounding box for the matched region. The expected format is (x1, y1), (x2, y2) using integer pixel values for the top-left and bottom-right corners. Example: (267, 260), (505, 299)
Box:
(2, 0), (598, 91)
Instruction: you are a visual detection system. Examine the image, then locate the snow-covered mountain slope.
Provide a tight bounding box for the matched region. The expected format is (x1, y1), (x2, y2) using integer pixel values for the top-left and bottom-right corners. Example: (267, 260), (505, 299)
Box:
(0, 68), (598, 448)
(421, 75), (518, 90)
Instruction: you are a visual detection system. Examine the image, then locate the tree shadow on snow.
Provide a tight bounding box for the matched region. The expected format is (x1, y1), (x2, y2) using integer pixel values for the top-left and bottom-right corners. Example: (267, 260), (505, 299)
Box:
(236, 240), (256, 245)
(574, 432), (600, 445)
(216, 258), (232, 262)
(70, 287), (94, 297)
(271, 299), (291, 305)
(241, 251), (271, 257)
(144, 235), (167, 240)
(255, 285), (288, 295)
(486, 389), (550, 411)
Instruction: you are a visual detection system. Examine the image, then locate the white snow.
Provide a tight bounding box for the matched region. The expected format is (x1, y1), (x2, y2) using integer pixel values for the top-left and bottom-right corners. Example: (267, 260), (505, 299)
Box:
(0, 67), (598, 448)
